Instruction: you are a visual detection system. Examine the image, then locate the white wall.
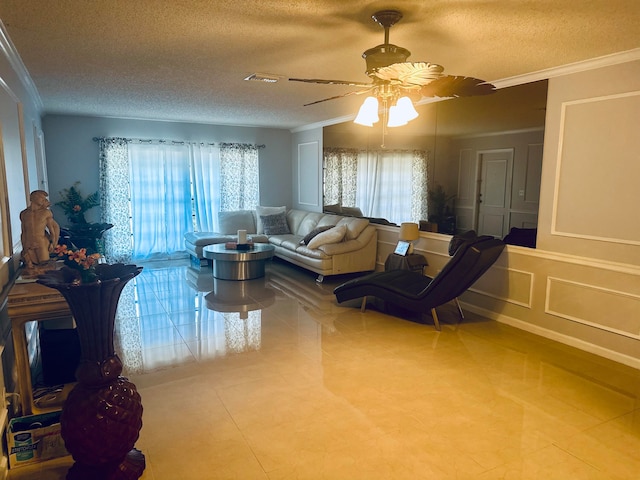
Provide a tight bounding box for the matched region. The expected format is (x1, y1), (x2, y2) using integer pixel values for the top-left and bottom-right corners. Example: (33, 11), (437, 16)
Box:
(291, 127), (323, 212)
(0, 27), (43, 277)
(0, 25), (45, 474)
(42, 115), (293, 223)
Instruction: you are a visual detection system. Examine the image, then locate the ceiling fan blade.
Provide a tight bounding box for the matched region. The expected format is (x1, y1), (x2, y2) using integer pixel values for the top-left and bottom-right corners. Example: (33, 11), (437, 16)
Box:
(303, 88), (373, 106)
(289, 77), (372, 88)
(419, 75), (496, 98)
(373, 62), (445, 86)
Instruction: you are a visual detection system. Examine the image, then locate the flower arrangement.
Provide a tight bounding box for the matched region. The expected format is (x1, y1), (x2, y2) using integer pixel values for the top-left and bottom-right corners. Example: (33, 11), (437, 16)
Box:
(54, 244), (102, 283)
(56, 181), (100, 224)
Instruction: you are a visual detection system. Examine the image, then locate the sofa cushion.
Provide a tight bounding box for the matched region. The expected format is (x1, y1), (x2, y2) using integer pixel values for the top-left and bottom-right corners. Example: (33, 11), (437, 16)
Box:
(300, 225), (334, 245)
(218, 210), (256, 234)
(256, 206), (286, 233)
(260, 212), (291, 235)
(337, 217), (370, 240)
(287, 210), (325, 236)
(184, 232), (236, 246)
(307, 224), (347, 249)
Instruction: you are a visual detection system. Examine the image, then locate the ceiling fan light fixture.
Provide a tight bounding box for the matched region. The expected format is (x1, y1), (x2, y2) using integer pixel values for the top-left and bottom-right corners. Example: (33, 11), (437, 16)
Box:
(354, 96), (380, 126)
(387, 104), (407, 127)
(387, 97), (418, 127)
(396, 96), (419, 121)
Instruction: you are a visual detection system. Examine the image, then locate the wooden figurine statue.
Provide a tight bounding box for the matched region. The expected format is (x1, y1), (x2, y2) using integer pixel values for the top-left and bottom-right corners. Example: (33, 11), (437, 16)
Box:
(20, 190), (60, 270)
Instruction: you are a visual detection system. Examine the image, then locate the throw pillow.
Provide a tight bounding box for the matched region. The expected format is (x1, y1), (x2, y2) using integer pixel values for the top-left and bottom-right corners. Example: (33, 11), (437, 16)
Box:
(300, 225), (333, 245)
(260, 212), (291, 235)
(307, 225), (347, 249)
(256, 206), (286, 233)
(218, 210), (256, 234)
(337, 217), (369, 240)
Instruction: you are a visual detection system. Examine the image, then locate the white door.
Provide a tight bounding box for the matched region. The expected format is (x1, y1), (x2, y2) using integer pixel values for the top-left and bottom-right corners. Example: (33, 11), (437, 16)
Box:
(476, 149), (513, 238)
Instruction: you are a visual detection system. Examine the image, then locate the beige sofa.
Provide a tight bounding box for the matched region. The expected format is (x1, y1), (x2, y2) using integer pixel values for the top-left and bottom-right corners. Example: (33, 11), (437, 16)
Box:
(184, 208), (377, 282)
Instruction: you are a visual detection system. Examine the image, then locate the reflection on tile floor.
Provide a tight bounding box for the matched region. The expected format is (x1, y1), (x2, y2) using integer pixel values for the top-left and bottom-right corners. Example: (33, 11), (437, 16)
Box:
(10, 258), (640, 479)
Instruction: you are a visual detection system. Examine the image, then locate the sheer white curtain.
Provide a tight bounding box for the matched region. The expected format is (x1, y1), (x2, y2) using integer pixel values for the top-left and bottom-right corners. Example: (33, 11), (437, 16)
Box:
(356, 150), (429, 224)
(323, 148), (429, 224)
(191, 143), (221, 232)
(357, 150), (413, 223)
(128, 143), (192, 259)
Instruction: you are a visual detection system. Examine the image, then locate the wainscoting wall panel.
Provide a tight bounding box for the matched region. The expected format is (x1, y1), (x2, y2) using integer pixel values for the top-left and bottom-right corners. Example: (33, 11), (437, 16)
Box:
(546, 277), (640, 339)
(471, 266), (534, 308)
(374, 225), (640, 369)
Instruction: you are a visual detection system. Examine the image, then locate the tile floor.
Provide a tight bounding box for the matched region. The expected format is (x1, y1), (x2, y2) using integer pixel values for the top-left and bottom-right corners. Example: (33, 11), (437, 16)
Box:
(9, 258), (640, 479)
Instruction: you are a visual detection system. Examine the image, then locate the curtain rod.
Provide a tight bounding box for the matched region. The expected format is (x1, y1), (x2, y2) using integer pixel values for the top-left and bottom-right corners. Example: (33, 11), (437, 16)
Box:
(92, 137), (265, 148)
(324, 146), (427, 154)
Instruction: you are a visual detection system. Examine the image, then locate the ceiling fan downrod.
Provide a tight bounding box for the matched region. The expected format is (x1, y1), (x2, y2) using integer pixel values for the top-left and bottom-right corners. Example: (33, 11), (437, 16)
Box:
(363, 10), (411, 76)
(371, 10), (404, 44)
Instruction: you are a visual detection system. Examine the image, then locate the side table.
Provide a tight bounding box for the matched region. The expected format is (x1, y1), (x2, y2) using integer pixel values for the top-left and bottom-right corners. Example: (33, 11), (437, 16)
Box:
(384, 253), (428, 274)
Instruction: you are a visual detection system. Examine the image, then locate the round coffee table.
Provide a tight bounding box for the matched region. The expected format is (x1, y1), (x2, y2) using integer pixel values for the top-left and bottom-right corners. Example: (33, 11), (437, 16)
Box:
(203, 243), (275, 280)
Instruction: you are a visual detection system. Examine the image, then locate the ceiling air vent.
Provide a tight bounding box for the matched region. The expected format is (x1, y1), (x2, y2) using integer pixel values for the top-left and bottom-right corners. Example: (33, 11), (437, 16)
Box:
(244, 73), (281, 83)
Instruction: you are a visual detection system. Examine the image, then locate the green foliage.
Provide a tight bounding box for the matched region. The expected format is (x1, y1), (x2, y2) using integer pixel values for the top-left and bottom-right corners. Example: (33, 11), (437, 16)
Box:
(428, 183), (456, 222)
(56, 181), (100, 224)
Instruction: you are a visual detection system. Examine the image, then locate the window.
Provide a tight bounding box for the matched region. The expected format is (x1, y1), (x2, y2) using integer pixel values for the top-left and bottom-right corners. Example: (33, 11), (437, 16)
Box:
(323, 148), (429, 225)
(99, 138), (260, 262)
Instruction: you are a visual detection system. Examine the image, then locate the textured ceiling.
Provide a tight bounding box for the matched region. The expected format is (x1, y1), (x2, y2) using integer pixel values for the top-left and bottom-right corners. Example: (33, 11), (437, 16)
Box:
(1, 1), (639, 130)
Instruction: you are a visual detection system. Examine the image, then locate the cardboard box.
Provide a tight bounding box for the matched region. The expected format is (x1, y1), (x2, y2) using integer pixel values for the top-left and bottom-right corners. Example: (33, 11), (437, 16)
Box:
(7, 411), (68, 468)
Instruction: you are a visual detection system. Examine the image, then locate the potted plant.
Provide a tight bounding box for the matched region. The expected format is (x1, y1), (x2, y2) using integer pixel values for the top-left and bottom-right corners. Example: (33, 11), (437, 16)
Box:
(427, 183), (456, 234)
(56, 182), (113, 254)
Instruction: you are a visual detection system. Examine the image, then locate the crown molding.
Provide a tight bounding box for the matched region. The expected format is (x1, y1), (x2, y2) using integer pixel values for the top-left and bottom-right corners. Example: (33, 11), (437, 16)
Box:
(0, 20), (43, 111)
(491, 48), (640, 89)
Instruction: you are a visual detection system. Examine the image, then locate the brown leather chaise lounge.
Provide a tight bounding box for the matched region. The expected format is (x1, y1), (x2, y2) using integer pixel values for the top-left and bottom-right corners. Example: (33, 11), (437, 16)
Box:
(333, 233), (506, 330)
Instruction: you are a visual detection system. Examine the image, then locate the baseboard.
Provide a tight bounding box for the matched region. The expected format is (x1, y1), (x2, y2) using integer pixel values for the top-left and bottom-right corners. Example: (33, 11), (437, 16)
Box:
(461, 303), (640, 371)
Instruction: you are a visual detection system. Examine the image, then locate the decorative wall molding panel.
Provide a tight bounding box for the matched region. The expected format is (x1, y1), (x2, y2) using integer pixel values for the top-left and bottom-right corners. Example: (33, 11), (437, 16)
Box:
(545, 276), (640, 339)
(297, 141), (320, 207)
(471, 266), (534, 308)
(552, 91), (640, 245)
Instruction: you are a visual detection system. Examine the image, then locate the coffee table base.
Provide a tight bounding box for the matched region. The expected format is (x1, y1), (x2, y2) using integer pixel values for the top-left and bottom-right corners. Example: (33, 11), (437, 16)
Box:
(213, 259), (268, 280)
(203, 244), (275, 281)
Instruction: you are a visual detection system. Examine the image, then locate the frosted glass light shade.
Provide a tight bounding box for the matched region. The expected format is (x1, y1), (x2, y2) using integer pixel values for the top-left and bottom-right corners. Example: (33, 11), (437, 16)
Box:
(396, 96), (419, 121)
(353, 97), (380, 126)
(387, 104), (407, 127)
(399, 222), (420, 241)
(388, 97), (418, 127)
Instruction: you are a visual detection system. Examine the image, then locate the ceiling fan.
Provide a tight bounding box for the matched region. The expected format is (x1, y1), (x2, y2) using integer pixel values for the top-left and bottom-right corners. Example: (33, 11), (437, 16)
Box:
(289, 10), (495, 127)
